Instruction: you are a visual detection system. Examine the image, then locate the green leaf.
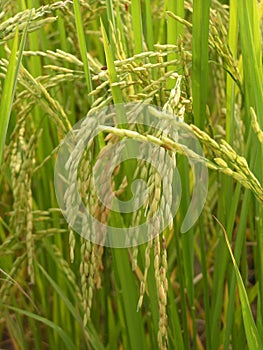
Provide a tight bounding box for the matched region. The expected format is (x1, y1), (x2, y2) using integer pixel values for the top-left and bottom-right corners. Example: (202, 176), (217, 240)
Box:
(0, 24), (28, 164)
(216, 217), (263, 350)
(73, 0), (94, 105)
(192, 0), (210, 129)
(1, 304), (76, 350)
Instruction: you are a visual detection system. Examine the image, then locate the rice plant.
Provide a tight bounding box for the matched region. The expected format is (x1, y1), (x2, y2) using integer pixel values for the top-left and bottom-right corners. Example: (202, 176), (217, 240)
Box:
(0, 0), (263, 349)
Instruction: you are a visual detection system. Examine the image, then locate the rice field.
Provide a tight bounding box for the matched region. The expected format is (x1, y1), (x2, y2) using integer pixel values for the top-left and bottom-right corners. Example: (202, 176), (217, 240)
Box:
(0, 0), (263, 349)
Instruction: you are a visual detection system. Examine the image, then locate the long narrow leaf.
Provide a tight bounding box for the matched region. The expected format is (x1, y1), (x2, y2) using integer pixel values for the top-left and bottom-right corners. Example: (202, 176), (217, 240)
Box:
(0, 24), (27, 164)
(215, 217), (263, 350)
(100, 19), (126, 127)
(1, 304), (76, 350)
(73, 0), (93, 105)
(131, 0), (143, 54)
(38, 263), (105, 350)
(192, 0), (210, 129)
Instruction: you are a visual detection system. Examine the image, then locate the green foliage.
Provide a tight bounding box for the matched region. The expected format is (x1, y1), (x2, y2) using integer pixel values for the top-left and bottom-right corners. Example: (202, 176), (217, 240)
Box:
(0, 1), (263, 349)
